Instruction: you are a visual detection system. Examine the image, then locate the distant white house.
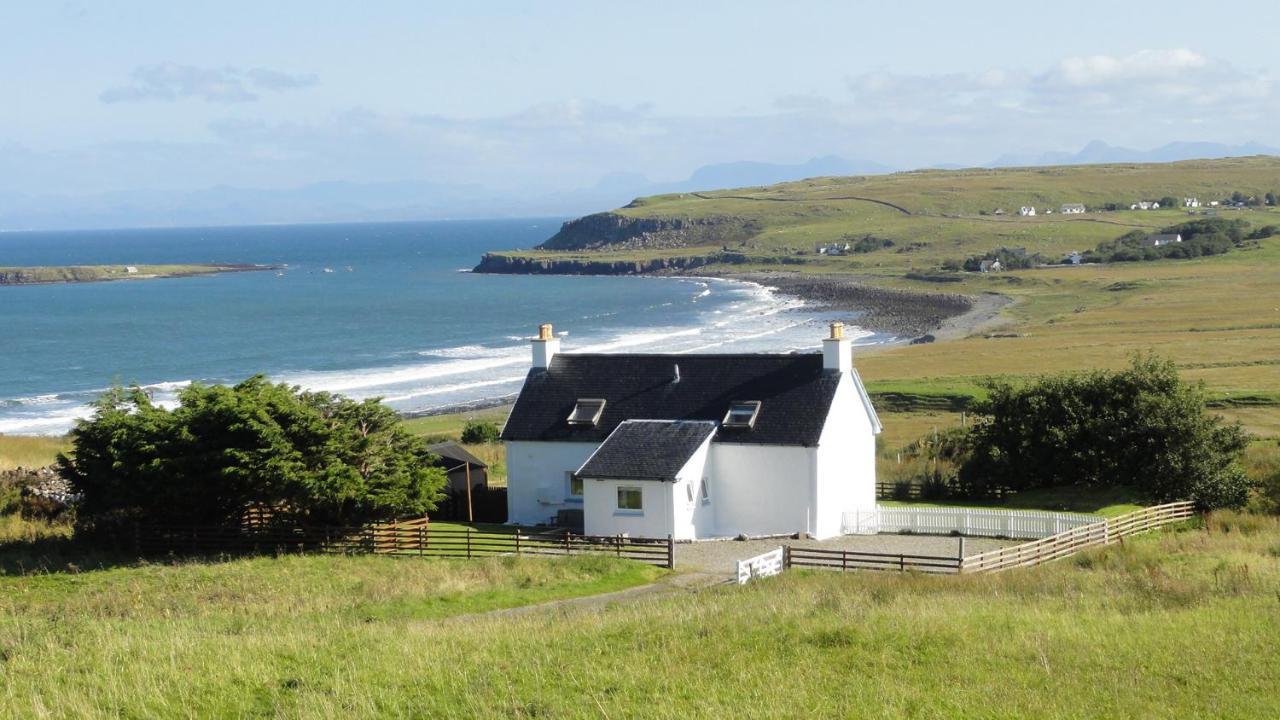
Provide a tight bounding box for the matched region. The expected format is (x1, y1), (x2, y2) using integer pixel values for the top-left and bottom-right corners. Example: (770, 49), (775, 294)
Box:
(979, 259), (1003, 273)
(501, 323), (882, 540)
(1184, 198), (1200, 208)
(816, 242), (851, 256)
(1132, 201), (1160, 211)
(1208, 200), (1221, 207)
(993, 208), (1006, 215)
(1060, 203), (1086, 214)
(1018, 206), (1036, 217)
(1066, 251), (1083, 265)
(1144, 233), (1183, 248)
(125, 266), (138, 274)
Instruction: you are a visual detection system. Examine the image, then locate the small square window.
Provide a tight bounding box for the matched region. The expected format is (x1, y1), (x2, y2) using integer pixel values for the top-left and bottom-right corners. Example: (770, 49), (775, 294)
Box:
(617, 486), (643, 512)
(722, 400), (761, 429)
(566, 472), (583, 499)
(567, 398), (606, 426)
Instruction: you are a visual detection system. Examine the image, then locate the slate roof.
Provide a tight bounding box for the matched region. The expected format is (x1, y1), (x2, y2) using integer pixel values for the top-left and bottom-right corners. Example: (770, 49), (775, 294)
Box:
(576, 420), (717, 481)
(501, 353), (842, 447)
(427, 442), (488, 469)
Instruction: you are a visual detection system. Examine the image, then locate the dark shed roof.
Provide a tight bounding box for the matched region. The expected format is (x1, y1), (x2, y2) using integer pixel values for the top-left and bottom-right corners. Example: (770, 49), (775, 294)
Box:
(427, 442), (488, 469)
(577, 420), (716, 481)
(501, 353), (840, 447)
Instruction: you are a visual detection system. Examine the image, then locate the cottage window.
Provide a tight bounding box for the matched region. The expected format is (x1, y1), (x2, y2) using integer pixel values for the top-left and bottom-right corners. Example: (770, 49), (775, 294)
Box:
(566, 472), (583, 500)
(567, 398), (606, 426)
(617, 486), (643, 512)
(722, 400), (761, 429)
(700, 478), (711, 503)
(686, 483), (694, 503)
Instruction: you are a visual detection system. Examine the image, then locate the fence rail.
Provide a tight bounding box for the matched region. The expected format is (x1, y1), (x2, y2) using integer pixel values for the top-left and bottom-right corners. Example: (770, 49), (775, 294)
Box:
(783, 545), (962, 574)
(959, 501), (1196, 574)
(843, 506), (1100, 540)
(129, 521), (674, 569)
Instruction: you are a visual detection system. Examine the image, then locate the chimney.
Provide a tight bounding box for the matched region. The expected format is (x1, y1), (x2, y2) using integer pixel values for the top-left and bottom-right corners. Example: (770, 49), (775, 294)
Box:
(531, 322), (560, 369)
(822, 322), (851, 372)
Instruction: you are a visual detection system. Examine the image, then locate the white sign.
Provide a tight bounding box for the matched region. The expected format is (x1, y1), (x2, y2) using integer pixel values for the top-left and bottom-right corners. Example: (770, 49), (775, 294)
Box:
(736, 547), (784, 584)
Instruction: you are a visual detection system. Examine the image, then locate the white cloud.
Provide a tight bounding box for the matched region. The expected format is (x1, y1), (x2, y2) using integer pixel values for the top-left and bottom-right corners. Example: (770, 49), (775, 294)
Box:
(100, 64), (318, 104)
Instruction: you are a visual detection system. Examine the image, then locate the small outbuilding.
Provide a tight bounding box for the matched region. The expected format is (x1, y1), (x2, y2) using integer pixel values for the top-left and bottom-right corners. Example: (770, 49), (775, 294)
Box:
(427, 442), (489, 496)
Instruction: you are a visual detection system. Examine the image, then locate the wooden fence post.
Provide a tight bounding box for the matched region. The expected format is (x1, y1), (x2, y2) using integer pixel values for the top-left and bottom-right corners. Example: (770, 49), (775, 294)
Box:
(514, 527), (522, 557)
(666, 534), (674, 570)
(466, 527), (472, 560)
(564, 530), (571, 556)
(899, 554), (905, 572)
(782, 545), (791, 570)
(841, 550), (848, 572)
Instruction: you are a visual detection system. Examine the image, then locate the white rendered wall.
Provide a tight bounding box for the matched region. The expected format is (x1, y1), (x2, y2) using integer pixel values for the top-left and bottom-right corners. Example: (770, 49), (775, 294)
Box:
(709, 444), (815, 538)
(813, 372), (878, 539)
(583, 478), (675, 538)
(504, 441), (599, 526)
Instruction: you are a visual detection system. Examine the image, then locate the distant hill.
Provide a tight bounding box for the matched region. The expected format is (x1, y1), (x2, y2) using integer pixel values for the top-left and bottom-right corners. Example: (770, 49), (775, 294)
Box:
(526, 156), (1280, 260)
(991, 140), (1280, 168)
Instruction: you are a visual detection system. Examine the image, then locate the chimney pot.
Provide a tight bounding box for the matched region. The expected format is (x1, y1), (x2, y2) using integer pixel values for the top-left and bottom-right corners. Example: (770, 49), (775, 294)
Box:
(532, 322), (560, 369)
(830, 322), (844, 340)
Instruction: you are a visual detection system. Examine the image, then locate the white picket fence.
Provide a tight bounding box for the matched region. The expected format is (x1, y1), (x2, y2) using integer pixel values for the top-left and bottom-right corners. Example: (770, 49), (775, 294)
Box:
(736, 547), (785, 584)
(842, 506), (1100, 540)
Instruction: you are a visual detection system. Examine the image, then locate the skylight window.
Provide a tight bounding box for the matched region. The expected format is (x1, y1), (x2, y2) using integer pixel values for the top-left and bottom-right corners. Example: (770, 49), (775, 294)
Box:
(722, 400), (761, 429)
(567, 398), (606, 426)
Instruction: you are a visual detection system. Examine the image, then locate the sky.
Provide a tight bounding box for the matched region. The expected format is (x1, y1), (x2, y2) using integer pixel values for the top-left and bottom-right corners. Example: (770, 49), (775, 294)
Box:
(3, 0), (1279, 200)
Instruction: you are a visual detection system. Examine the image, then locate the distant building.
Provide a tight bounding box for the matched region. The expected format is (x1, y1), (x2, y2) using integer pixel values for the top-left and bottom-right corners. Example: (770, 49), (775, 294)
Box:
(1133, 201), (1157, 211)
(125, 266), (138, 274)
(815, 242), (851, 256)
(1144, 233), (1183, 248)
(1060, 203), (1086, 214)
(1208, 200), (1220, 207)
(979, 259), (1003, 273)
(1066, 251), (1083, 265)
(993, 208), (1006, 215)
(1018, 206), (1036, 217)
(1184, 198), (1200, 208)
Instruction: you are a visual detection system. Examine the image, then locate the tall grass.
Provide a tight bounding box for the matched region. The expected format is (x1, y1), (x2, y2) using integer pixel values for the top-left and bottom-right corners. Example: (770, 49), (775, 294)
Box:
(0, 434), (68, 470)
(0, 515), (1277, 717)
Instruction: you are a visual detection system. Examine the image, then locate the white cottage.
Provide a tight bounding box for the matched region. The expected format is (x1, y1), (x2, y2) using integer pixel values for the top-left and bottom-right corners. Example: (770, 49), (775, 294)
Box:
(501, 323), (881, 540)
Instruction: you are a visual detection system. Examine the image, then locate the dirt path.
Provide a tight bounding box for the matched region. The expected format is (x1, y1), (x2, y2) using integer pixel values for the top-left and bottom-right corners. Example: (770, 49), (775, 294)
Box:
(691, 192), (912, 215)
(445, 571), (725, 622)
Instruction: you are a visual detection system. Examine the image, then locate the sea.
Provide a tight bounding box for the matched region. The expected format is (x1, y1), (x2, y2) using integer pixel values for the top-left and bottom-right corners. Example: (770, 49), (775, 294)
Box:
(0, 219), (891, 435)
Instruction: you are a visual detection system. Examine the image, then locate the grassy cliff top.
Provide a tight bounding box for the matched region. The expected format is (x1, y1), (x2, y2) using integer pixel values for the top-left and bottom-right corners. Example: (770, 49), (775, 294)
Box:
(0, 263), (269, 285)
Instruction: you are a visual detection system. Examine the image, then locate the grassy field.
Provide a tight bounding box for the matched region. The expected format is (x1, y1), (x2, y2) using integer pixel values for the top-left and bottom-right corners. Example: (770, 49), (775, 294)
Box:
(0, 435), (68, 470)
(0, 513), (1275, 717)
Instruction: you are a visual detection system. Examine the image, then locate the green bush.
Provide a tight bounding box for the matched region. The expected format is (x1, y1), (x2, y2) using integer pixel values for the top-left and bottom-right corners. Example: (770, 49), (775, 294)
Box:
(959, 355), (1252, 509)
(460, 420), (501, 444)
(59, 376), (447, 530)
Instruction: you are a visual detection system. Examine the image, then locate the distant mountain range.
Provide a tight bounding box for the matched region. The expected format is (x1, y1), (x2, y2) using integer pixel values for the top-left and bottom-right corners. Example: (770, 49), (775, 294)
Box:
(2, 142), (1275, 231)
(989, 140), (1280, 168)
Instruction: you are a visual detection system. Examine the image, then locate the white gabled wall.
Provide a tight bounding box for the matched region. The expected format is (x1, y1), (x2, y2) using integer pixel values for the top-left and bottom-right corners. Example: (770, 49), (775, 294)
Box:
(814, 372), (878, 539)
(505, 440), (599, 526)
(582, 432), (714, 540)
(709, 444), (815, 538)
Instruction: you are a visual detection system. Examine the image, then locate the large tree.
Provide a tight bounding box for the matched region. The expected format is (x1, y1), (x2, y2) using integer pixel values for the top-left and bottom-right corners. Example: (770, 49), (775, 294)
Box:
(958, 356), (1251, 509)
(60, 376), (446, 530)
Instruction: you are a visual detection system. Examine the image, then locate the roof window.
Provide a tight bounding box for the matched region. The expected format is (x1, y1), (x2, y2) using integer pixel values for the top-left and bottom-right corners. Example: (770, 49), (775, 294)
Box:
(567, 398), (607, 426)
(722, 400), (761, 429)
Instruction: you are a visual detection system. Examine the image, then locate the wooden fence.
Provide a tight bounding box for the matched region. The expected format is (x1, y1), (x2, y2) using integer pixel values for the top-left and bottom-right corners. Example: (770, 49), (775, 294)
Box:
(783, 545), (963, 574)
(875, 480), (1009, 501)
(959, 501), (1196, 574)
(780, 502), (1195, 577)
(129, 520), (675, 569)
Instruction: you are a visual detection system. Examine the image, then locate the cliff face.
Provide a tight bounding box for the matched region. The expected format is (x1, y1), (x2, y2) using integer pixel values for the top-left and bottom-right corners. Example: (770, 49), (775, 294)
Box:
(537, 212), (761, 251)
(474, 253), (721, 275)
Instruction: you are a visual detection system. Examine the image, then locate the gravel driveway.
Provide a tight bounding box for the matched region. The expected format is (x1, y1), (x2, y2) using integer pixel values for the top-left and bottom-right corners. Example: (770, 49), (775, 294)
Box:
(675, 533), (1018, 575)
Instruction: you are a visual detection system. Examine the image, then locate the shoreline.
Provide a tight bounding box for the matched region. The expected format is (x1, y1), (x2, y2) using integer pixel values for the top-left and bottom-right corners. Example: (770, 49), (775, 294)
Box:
(0, 263), (281, 287)
(706, 271), (1011, 339)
